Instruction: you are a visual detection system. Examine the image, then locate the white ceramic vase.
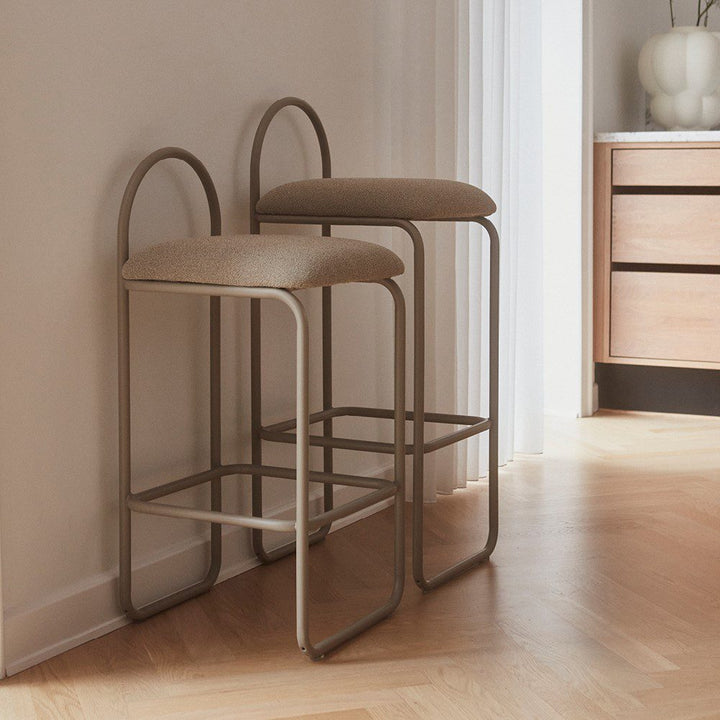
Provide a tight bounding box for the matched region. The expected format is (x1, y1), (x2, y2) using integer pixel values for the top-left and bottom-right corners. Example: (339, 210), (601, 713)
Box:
(639, 25), (720, 130)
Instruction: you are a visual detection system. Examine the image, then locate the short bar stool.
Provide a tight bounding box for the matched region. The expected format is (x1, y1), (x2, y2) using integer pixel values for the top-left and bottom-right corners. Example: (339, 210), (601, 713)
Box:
(249, 98), (499, 592)
(118, 147), (406, 658)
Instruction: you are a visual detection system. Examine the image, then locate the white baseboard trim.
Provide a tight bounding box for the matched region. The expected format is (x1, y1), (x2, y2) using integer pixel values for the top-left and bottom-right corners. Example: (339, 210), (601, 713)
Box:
(4, 465), (394, 677)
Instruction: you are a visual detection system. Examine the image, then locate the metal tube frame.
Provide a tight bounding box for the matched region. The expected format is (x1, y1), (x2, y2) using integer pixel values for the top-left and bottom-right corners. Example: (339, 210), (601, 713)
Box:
(261, 407), (490, 455)
(250, 98), (499, 593)
(121, 279), (405, 657)
(119, 146), (406, 656)
(249, 97), (335, 564)
(118, 147), (222, 620)
(295, 278), (406, 658)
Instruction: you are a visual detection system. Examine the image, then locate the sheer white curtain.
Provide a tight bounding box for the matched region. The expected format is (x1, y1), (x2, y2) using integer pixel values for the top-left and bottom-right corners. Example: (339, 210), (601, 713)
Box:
(442, 0), (544, 492)
(373, 0), (544, 497)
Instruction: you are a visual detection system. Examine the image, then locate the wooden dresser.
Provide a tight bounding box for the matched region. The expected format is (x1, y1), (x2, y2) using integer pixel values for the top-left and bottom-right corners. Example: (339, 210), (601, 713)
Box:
(594, 134), (720, 371)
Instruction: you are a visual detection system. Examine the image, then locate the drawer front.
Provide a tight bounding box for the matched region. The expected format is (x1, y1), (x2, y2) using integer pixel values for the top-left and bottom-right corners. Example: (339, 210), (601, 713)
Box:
(612, 195), (720, 264)
(613, 148), (720, 186)
(610, 271), (720, 362)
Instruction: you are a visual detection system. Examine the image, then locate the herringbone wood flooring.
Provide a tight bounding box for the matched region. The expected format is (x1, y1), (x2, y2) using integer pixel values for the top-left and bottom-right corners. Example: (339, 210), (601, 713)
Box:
(3, 411), (720, 719)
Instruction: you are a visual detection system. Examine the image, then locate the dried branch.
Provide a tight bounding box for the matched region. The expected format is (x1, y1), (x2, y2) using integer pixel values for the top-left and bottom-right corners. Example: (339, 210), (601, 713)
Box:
(673, 0), (719, 27)
(697, 0), (719, 26)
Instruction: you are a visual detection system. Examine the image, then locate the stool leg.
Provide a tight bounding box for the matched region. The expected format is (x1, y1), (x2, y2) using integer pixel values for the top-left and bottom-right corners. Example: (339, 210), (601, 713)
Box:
(291, 292), (311, 654)
(291, 279), (405, 659)
(401, 219), (499, 591)
(321, 284), (335, 518)
(402, 222), (428, 588)
(250, 298), (331, 563)
(119, 291), (222, 620)
(480, 217), (499, 553)
(208, 295), (223, 576)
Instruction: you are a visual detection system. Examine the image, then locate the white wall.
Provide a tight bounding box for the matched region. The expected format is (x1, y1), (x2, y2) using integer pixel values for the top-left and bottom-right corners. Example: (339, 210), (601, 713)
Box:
(542, 0), (591, 417)
(592, 1), (720, 133)
(544, 0), (677, 417)
(0, 0), (446, 675)
(593, 1), (666, 132)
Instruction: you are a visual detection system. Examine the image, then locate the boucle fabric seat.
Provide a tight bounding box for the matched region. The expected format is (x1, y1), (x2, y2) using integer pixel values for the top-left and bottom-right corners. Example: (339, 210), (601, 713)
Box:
(122, 234), (404, 289)
(256, 178), (496, 220)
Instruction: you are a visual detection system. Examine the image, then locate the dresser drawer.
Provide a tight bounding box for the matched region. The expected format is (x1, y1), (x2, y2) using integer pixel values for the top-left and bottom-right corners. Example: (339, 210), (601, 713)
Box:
(610, 271), (720, 362)
(613, 148), (720, 186)
(612, 195), (720, 264)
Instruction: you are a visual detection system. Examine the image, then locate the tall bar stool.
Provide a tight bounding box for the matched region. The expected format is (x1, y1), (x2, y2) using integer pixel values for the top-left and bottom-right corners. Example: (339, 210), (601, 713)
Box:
(118, 147), (406, 658)
(249, 98), (499, 591)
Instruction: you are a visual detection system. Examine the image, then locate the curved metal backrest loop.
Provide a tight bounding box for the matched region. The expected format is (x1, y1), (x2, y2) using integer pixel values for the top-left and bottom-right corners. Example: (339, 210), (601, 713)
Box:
(249, 97), (332, 223)
(117, 147), (221, 273)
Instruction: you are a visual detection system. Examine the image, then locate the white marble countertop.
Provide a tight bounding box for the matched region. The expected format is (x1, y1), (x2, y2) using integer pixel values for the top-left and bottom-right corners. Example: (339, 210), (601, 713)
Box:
(595, 131), (720, 142)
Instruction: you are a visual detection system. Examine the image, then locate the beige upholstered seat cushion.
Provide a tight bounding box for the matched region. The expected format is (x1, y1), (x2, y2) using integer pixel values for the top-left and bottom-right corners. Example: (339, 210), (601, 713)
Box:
(256, 178), (496, 220)
(122, 234), (404, 290)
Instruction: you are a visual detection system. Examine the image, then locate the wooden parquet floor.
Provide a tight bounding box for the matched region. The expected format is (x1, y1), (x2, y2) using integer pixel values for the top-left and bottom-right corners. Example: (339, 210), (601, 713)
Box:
(2, 411), (720, 719)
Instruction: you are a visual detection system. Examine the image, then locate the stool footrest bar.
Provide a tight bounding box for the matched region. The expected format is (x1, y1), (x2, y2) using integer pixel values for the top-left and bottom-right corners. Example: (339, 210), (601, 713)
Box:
(127, 497), (297, 532)
(131, 464), (252, 502)
(130, 463), (393, 505)
(264, 407), (342, 433)
(263, 406), (486, 433)
(342, 406), (485, 425)
(127, 479), (397, 533)
(262, 429), (409, 454)
(262, 416), (491, 455)
(424, 420), (492, 453)
(253, 464), (394, 490)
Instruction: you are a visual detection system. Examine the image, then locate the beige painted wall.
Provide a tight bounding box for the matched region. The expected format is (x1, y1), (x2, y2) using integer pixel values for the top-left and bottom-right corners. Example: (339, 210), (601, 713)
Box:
(0, 0), (447, 672)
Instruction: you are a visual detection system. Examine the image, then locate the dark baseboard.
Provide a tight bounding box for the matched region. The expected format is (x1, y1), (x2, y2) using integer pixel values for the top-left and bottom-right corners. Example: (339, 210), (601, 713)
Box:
(595, 363), (720, 416)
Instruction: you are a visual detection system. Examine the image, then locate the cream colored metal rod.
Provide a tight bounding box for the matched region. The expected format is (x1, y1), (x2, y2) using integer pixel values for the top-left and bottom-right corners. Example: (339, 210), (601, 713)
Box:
(127, 498), (297, 532)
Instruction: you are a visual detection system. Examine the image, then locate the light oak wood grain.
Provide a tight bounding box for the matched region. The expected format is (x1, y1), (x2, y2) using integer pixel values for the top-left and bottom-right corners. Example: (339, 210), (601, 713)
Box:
(285, 711), (377, 720)
(4, 412), (720, 719)
(612, 195), (720, 265)
(593, 143), (613, 362)
(610, 271), (720, 364)
(613, 148), (720, 186)
(594, 141), (720, 368)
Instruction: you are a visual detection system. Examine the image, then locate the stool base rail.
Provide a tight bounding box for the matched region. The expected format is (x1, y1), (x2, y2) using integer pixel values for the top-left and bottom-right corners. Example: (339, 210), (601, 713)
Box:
(248, 97), (499, 592)
(120, 279), (405, 659)
(262, 406), (490, 455)
(126, 462), (397, 534)
(251, 214), (499, 592)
